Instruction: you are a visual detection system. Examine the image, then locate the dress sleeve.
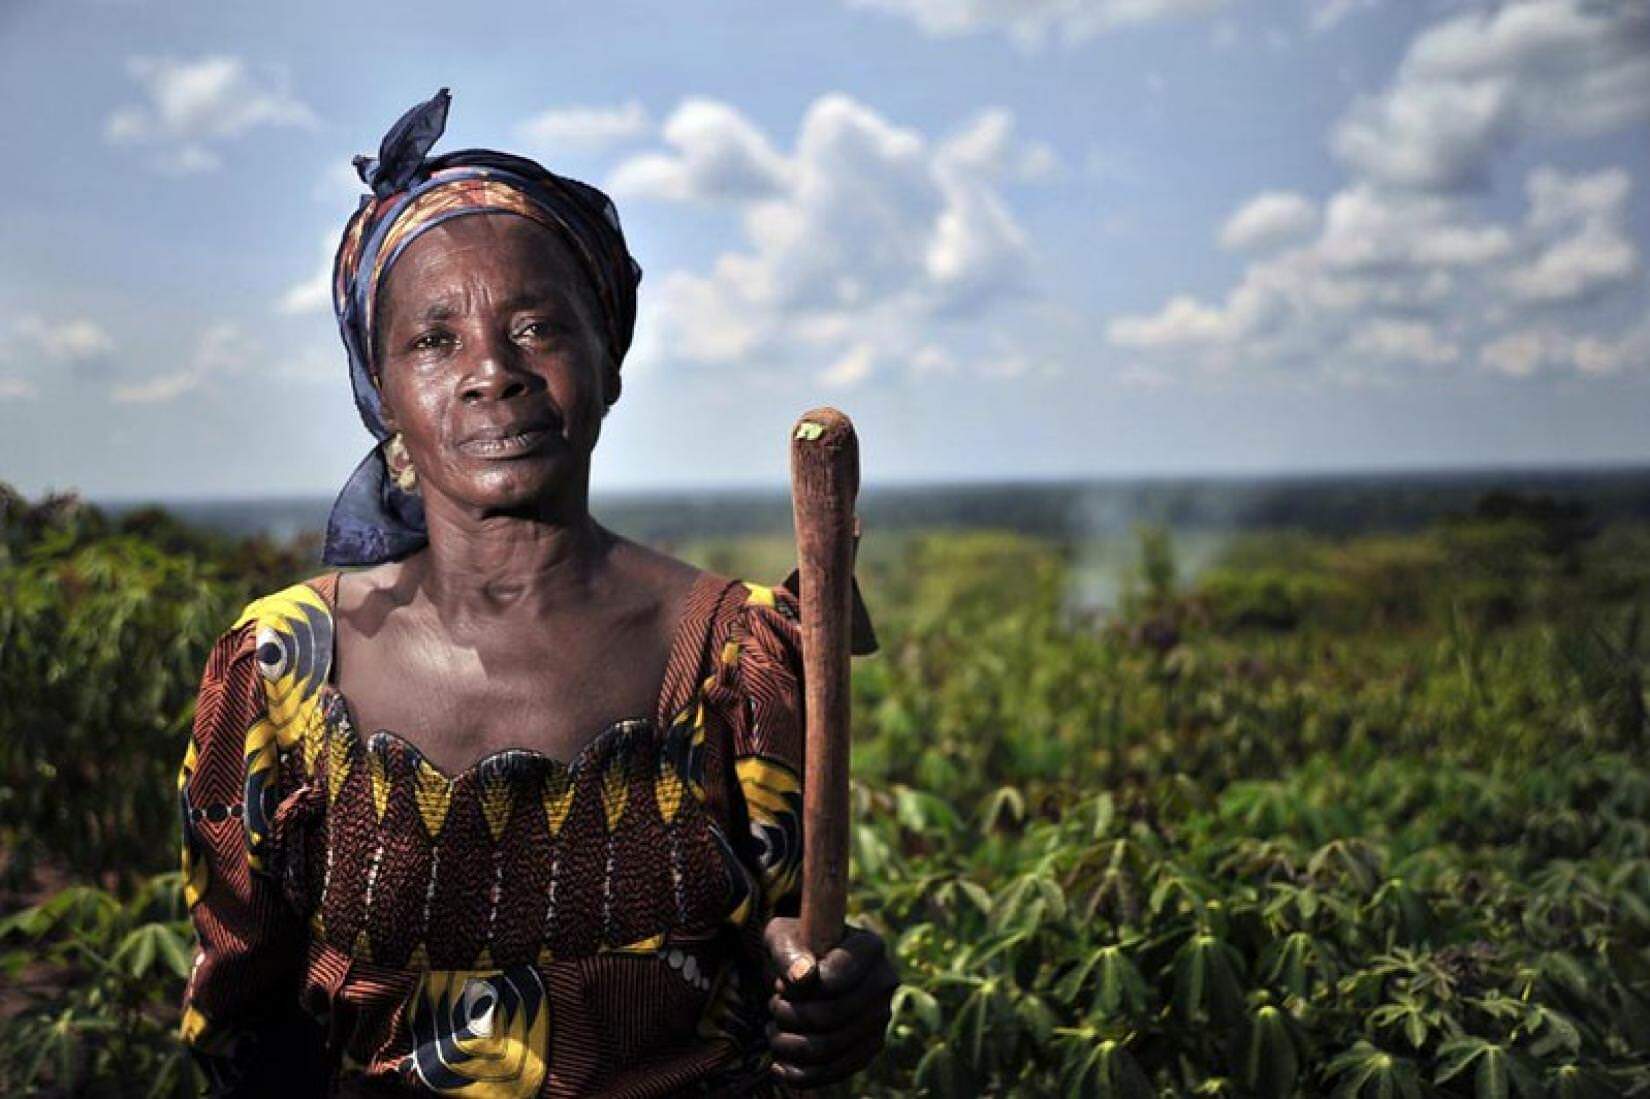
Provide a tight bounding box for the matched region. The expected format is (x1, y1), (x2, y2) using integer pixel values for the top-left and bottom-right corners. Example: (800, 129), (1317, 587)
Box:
(718, 582), (808, 920)
(177, 620), (328, 1096)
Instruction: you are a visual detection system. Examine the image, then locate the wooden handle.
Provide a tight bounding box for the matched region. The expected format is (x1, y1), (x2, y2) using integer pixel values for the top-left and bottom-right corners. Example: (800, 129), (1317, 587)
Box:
(790, 407), (859, 960)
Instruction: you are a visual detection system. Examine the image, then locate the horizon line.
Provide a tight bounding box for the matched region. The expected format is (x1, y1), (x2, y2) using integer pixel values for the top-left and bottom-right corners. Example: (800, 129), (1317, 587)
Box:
(76, 457), (1650, 507)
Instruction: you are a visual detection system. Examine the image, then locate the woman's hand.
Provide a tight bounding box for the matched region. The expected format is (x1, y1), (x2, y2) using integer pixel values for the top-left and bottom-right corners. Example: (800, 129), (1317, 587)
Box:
(763, 918), (900, 1090)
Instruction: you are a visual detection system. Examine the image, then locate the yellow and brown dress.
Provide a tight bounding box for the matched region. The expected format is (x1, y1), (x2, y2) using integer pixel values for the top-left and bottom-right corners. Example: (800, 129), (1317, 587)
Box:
(178, 571), (810, 1097)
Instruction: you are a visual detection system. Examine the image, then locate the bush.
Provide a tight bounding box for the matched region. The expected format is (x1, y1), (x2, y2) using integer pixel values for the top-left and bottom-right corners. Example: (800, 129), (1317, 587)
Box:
(0, 486), (316, 891)
(1198, 567), (1351, 632)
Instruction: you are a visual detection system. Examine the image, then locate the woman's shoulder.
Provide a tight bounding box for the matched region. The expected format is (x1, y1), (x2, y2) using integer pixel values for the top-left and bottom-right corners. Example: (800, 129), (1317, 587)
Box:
(688, 566), (802, 643)
(234, 572), (341, 627)
(602, 534), (789, 635)
(217, 573), (340, 700)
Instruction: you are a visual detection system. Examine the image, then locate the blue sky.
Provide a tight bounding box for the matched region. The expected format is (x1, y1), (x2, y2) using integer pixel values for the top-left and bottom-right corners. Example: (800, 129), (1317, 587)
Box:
(1, 0), (1646, 499)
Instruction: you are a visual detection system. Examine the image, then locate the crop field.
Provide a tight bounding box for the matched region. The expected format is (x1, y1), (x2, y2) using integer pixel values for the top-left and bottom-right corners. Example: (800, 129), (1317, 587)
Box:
(2, 479), (1648, 1096)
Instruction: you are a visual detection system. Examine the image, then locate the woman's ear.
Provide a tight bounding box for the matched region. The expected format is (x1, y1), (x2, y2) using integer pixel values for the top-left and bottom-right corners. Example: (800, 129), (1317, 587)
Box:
(375, 373), (400, 432)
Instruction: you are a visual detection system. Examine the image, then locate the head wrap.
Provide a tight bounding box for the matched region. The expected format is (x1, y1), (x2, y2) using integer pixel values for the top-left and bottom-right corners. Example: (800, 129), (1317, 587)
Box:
(322, 88), (642, 566)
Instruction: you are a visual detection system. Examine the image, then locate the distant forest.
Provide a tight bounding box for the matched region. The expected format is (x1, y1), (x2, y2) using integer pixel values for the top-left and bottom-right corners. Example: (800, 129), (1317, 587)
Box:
(101, 465), (1650, 546)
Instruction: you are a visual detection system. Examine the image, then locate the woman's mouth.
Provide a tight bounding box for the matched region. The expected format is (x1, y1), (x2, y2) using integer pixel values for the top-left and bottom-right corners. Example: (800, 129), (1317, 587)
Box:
(457, 425), (555, 459)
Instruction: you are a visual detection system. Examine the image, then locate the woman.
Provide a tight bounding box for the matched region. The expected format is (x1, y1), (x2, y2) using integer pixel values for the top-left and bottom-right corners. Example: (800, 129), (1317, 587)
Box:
(177, 89), (897, 1097)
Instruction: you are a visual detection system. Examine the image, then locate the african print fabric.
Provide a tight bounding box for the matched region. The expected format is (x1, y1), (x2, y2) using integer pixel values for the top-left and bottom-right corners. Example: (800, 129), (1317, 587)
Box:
(178, 571), (813, 1097)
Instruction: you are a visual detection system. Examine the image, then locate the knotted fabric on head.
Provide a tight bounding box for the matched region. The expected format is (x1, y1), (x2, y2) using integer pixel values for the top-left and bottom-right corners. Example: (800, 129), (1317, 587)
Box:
(322, 87), (643, 566)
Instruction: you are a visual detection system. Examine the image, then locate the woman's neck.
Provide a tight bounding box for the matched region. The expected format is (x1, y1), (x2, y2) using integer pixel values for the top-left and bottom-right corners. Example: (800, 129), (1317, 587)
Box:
(411, 489), (612, 620)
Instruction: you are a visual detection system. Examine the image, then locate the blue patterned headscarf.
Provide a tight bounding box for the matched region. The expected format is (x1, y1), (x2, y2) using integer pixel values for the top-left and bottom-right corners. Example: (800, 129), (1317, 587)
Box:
(322, 88), (643, 566)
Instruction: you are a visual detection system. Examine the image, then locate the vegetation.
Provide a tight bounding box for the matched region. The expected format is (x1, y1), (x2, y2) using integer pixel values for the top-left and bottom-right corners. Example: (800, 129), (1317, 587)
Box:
(2, 479), (1648, 1096)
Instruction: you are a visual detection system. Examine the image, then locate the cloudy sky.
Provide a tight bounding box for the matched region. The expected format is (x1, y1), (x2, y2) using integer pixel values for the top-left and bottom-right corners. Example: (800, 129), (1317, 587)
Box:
(1, 0), (1646, 499)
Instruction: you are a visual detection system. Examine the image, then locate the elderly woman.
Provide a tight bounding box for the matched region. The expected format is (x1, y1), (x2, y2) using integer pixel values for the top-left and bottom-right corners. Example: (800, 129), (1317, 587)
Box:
(177, 89), (897, 1097)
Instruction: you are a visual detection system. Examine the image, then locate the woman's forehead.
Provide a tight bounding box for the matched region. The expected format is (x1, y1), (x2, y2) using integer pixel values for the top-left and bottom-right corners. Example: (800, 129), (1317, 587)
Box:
(400, 212), (579, 271)
(381, 214), (587, 313)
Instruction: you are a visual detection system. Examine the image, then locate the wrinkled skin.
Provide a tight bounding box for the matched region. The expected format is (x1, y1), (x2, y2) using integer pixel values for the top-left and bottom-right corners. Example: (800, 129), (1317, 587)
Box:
(333, 212), (898, 1089)
(764, 921), (901, 1089)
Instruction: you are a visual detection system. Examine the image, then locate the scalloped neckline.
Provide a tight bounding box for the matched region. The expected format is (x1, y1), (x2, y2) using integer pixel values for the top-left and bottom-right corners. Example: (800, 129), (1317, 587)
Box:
(319, 569), (725, 782)
(321, 698), (651, 782)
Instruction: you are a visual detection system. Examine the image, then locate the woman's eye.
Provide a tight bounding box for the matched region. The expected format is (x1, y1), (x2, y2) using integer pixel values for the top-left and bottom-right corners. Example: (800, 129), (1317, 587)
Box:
(412, 331), (452, 351)
(518, 321), (557, 340)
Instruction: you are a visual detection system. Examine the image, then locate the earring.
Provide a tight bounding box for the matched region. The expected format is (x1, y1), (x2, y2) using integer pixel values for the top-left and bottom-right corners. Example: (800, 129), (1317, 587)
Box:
(384, 432), (419, 492)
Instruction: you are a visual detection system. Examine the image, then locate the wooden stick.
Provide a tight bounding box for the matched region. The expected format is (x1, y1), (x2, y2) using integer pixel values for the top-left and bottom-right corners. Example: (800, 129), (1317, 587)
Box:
(790, 407), (860, 961)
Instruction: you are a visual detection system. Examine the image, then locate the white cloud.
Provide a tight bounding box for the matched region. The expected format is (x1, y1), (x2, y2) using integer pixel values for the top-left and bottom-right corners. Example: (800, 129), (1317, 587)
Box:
(1479, 328), (1565, 377)
(1346, 318), (1459, 365)
(1107, 294), (1236, 348)
(846, 0), (1228, 48)
(1218, 190), (1318, 251)
(0, 317), (114, 401)
(278, 236), (336, 315)
(1311, 0), (1379, 34)
(1108, 3), (1648, 385)
(820, 343), (877, 388)
(620, 94), (1048, 383)
(1478, 320), (1648, 378)
(516, 100), (651, 153)
(0, 377), (38, 401)
(1524, 163), (1631, 231)
(1572, 335), (1633, 377)
(14, 317), (115, 362)
(1505, 166), (1638, 303)
(111, 370), (202, 404)
(1330, 0), (1650, 191)
(936, 108), (1062, 183)
(104, 55), (316, 174)
(911, 345), (956, 375)
(1109, 163), (1643, 378)
(1317, 185), (1512, 270)
(1107, 218), (1472, 356)
(1506, 220), (1637, 303)
(112, 323), (250, 403)
(607, 98), (791, 203)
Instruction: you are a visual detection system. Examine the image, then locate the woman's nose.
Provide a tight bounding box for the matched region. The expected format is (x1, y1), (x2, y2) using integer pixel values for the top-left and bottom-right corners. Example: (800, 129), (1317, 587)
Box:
(459, 336), (531, 404)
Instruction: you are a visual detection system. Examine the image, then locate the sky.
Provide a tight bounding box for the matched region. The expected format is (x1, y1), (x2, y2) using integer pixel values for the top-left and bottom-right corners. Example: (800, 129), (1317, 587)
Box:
(1, 0), (1647, 500)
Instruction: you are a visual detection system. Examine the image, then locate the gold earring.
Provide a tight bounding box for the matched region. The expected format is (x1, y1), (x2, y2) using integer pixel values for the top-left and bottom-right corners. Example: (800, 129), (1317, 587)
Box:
(385, 432), (419, 492)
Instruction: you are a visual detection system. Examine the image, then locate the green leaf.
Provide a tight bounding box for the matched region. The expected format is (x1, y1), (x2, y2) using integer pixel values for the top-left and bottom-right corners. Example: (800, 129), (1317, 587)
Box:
(1327, 1041), (1422, 1099)
(1096, 946), (1150, 1018)
(1475, 1044), (1507, 1099)
(1244, 1006), (1298, 1099)
(981, 785), (1026, 832)
(914, 1042), (967, 1098)
(1435, 1037), (1488, 1085)
(1099, 1040), (1155, 1099)
(957, 879), (994, 915)
(114, 924), (160, 978)
(154, 924), (194, 979)
(1524, 1004), (1582, 1059)
(891, 985), (942, 1033)
(1090, 793), (1116, 839)
(1550, 1064), (1619, 1099)
(1173, 933), (1246, 1026)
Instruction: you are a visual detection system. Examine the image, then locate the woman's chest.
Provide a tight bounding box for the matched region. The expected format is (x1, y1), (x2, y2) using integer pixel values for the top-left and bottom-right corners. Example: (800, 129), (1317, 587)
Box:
(332, 612), (675, 776)
(276, 693), (756, 975)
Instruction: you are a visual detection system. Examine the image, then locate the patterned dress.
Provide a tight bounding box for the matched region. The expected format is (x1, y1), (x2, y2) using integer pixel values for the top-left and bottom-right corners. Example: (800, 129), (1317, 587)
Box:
(178, 570), (813, 1097)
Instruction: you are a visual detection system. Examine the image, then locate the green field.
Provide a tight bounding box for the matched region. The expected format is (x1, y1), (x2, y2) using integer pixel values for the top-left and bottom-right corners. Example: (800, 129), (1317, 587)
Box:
(3, 480), (1648, 1096)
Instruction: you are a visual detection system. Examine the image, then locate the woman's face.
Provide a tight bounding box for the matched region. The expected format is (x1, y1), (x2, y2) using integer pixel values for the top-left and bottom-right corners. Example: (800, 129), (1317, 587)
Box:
(373, 213), (616, 516)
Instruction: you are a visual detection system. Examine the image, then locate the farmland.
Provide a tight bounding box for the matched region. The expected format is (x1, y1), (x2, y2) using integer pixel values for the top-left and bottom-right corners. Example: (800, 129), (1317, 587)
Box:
(2, 478), (1648, 1096)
